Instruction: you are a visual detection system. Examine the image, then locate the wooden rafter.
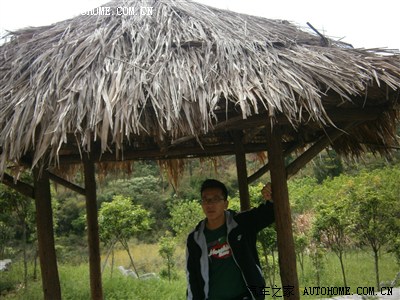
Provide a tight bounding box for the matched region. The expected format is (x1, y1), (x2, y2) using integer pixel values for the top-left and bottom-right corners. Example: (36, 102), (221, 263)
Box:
(1, 173), (34, 199)
(247, 141), (301, 184)
(286, 122), (359, 178)
(48, 172), (85, 195)
(212, 107), (385, 132)
(55, 142), (271, 164)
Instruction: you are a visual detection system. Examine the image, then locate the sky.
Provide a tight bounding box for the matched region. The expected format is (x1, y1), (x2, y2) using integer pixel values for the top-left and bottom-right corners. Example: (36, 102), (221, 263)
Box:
(0, 0), (399, 50)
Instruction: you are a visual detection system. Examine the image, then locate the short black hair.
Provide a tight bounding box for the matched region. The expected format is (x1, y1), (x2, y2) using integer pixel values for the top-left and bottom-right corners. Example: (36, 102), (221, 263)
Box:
(200, 179), (228, 200)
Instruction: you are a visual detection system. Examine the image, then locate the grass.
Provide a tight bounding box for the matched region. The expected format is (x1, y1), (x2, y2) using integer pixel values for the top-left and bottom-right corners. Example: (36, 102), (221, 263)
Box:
(1, 264), (187, 300)
(299, 250), (398, 287)
(1, 244), (398, 299)
(296, 250), (398, 298)
(101, 242), (186, 274)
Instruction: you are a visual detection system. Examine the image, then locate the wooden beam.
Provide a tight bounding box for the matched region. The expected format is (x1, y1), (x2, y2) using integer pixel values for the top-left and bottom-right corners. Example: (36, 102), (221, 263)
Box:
(48, 172), (85, 195)
(54, 107), (382, 165)
(286, 122), (358, 178)
(33, 167), (61, 300)
(1, 173), (34, 199)
(213, 107), (383, 132)
(248, 162), (271, 185)
(83, 153), (103, 300)
(247, 141), (301, 184)
(57, 143), (271, 164)
(266, 123), (300, 300)
(232, 131), (250, 211)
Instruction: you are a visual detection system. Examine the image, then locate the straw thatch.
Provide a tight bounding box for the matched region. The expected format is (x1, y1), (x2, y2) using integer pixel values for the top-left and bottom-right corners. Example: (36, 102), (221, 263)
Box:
(1, 0), (400, 176)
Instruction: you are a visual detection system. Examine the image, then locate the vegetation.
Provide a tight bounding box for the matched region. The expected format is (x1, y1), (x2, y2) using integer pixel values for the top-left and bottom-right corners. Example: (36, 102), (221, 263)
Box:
(158, 231), (178, 281)
(98, 195), (152, 276)
(1, 247), (398, 299)
(312, 176), (355, 287)
(1, 149), (400, 298)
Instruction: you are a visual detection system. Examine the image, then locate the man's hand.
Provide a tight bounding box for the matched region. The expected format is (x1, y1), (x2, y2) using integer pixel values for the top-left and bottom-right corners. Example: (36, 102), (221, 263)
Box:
(261, 182), (272, 202)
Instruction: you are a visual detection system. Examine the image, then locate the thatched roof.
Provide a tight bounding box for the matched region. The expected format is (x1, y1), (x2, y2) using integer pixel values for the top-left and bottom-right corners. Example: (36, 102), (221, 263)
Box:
(1, 0), (400, 176)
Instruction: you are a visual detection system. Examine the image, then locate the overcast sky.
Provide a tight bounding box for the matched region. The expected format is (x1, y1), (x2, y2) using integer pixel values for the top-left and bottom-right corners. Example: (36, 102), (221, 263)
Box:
(0, 0), (399, 50)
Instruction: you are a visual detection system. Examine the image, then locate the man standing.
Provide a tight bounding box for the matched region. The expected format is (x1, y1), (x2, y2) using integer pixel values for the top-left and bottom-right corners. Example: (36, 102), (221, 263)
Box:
(186, 179), (275, 300)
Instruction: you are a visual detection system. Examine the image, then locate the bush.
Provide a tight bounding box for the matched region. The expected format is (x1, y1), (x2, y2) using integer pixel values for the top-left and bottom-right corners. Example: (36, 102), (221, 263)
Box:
(0, 276), (15, 296)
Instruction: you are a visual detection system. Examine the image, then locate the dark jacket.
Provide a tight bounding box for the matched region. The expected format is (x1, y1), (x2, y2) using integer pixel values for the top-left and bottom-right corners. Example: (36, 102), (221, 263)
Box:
(186, 202), (275, 300)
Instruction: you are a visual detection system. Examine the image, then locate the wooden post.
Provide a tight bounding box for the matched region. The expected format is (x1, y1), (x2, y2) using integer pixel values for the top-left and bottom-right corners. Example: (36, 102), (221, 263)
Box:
(233, 131), (250, 211)
(83, 153), (103, 300)
(266, 123), (300, 300)
(33, 167), (62, 300)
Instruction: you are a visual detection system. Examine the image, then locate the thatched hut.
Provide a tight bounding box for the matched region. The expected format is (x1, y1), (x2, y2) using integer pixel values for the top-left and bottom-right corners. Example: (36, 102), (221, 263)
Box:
(1, 0), (399, 299)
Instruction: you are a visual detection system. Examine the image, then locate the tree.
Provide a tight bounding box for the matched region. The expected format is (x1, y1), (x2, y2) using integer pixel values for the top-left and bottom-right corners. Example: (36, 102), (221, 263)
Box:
(168, 199), (203, 242)
(312, 176), (354, 287)
(0, 193), (17, 258)
(292, 212), (313, 277)
(97, 175), (168, 241)
(98, 195), (152, 276)
(0, 180), (36, 288)
(257, 226), (278, 287)
(288, 176), (319, 214)
(158, 231), (177, 281)
(309, 241), (325, 287)
(388, 236), (400, 268)
(247, 183), (278, 287)
(53, 195), (86, 236)
(351, 167), (400, 288)
(313, 149), (343, 183)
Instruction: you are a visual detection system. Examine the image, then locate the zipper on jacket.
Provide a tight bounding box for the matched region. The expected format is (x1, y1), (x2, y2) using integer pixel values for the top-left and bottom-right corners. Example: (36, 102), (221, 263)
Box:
(225, 211), (257, 300)
(227, 237), (256, 300)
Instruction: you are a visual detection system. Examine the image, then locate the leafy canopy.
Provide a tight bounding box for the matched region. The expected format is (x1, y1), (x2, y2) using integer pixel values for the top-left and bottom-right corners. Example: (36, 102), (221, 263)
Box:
(98, 195), (152, 243)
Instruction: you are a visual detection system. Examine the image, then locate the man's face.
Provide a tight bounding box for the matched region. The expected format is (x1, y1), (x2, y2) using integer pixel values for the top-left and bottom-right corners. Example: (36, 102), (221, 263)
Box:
(201, 187), (228, 223)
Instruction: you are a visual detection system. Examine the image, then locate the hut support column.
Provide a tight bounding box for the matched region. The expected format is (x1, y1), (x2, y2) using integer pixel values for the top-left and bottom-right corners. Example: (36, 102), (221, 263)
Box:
(233, 131), (250, 211)
(83, 154), (103, 300)
(266, 123), (300, 300)
(33, 167), (61, 300)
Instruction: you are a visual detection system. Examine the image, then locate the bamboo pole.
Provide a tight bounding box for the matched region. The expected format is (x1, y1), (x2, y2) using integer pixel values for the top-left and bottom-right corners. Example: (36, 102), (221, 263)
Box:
(83, 153), (103, 300)
(266, 123), (300, 300)
(33, 167), (61, 300)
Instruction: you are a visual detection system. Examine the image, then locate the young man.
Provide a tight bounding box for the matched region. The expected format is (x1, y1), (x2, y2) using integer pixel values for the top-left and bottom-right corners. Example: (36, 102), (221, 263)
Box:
(186, 179), (275, 300)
